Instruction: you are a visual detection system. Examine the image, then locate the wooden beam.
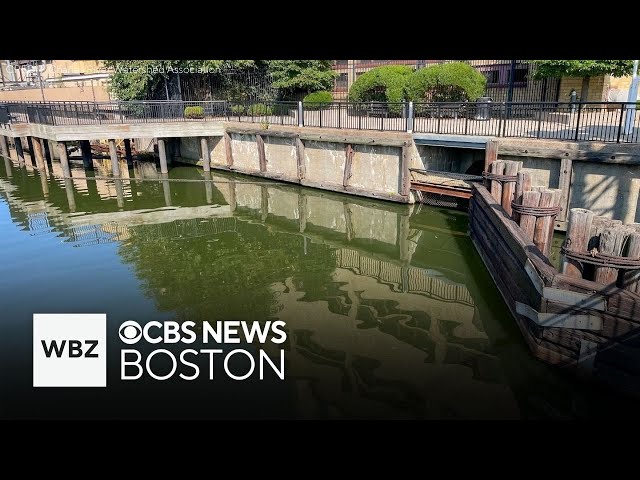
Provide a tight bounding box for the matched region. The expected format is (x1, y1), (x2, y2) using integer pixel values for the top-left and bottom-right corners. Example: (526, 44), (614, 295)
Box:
(32, 137), (45, 170)
(301, 131), (408, 147)
(256, 134), (267, 172)
(225, 126), (298, 138)
(224, 131), (233, 168)
(498, 143), (640, 164)
(343, 143), (354, 187)
(515, 302), (602, 330)
(410, 183), (472, 199)
(558, 158), (572, 222)
(296, 138), (305, 181)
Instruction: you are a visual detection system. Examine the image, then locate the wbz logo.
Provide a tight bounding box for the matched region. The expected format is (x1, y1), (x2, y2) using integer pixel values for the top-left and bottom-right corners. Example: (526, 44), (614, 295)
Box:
(33, 314), (106, 387)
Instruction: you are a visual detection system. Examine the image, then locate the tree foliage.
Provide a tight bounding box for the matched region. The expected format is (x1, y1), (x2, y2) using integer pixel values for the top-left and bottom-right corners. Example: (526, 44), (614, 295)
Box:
(531, 60), (634, 79)
(347, 65), (414, 103)
(266, 60), (336, 98)
(406, 62), (486, 102)
(303, 90), (333, 110)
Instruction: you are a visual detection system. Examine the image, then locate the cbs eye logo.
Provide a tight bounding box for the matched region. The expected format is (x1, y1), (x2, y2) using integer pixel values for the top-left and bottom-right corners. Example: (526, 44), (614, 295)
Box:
(119, 320), (142, 344)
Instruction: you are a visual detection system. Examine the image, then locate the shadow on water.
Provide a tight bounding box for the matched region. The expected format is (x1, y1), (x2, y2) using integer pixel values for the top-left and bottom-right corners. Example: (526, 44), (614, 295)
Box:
(0, 155), (638, 419)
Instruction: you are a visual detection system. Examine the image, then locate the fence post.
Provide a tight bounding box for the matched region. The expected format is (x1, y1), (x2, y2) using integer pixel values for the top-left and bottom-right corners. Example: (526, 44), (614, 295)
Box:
(574, 102), (583, 141)
(498, 102), (505, 137)
(338, 102), (341, 129)
(536, 103), (543, 139)
(617, 103), (625, 143)
(298, 101), (304, 127)
(407, 101), (414, 133)
(437, 105), (441, 134)
(319, 105), (323, 128)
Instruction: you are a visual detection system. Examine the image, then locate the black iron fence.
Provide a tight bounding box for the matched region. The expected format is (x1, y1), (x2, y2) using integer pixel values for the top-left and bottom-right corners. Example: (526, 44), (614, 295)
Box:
(1, 100), (639, 143)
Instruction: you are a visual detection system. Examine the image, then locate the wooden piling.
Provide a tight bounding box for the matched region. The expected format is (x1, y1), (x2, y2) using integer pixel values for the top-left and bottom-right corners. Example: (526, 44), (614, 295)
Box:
(108, 139), (121, 177)
(519, 190), (541, 241)
(57, 142), (71, 178)
(256, 134), (267, 172)
(490, 160), (505, 203)
(562, 208), (594, 278)
(26, 137), (35, 166)
(622, 232), (640, 293)
(593, 226), (634, 285)
(80, 140), (93, 170)
(32, 137), (45, 170)
(533, 189), (554, 256)
(513, 172), (530, 224)
(124, 139), (134, 168)
(200, 137), (210, 172)
(0, 135), (9, 159)
(501, 160), (520, 216)
(224, 132), (233, 168)
(344, 144), (354, 187)
(14, 137), (25, 165)
(484, 139), (498, 178)
(296, 138), (305, 181)
(157, 139), (168, 174)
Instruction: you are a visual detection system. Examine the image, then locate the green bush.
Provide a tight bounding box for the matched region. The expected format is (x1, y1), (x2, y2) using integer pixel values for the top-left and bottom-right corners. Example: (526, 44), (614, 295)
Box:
(407, 62), (486, 103)
(184, 105), (205, 119)
(247, 103), (273, 116)
(303, 91), (333, 110)
(348, 65), (413, 115)
(230, 104), (246, 116)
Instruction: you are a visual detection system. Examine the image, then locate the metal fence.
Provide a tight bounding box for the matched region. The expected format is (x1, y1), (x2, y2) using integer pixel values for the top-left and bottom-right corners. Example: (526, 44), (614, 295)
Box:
(1, 99), (639, 143)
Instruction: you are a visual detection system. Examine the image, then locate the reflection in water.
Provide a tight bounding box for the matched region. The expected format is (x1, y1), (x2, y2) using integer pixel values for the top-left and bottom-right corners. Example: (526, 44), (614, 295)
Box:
(0, 156), (636, 419)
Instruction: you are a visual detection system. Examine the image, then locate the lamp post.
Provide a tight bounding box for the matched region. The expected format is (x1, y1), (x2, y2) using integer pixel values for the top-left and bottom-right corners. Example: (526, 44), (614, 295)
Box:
(623, 60), (639, 136)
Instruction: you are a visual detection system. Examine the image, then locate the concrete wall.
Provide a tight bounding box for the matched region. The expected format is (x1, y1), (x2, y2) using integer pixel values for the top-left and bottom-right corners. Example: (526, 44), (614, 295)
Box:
(230, 133), (261, 172)
(303, 140), (345, 185)
(415, 145), (484, 174)
(349, 144), (401, 195)
(264, 136), (297, 178)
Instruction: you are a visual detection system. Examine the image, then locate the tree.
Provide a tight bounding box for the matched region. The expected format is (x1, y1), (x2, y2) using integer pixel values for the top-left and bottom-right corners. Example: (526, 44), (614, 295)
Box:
(266, 60), (336, 99)
(532, 60), (634, 102)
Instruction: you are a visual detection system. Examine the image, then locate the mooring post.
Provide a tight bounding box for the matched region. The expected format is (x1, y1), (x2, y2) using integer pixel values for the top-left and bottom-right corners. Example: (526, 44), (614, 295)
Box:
(203, 171), (213, 204)
(80, 140), (94, 170)
(200, 136), (210, 172)
(0, 135), (9, 159)
(108, 139), (121, 177)
(57, 142), (71, 177)
(64, 178), (76, 213)
(158, 138), (168, 174)
(406, 101), (414, 133)
(298, 101), (304, 127)
(32, 137), (46, 170)
(14, 137), (25, 165)
(562, 208), (594, 278)
(124, 139), (133, 168)
(42, 138), (52, 164)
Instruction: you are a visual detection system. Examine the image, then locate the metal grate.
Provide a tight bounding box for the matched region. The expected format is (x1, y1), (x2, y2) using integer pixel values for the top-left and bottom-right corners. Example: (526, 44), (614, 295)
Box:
(414, 190), (469, 210)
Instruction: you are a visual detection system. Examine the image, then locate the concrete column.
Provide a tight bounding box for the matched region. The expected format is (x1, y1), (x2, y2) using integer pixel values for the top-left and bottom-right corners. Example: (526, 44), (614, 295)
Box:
(157, 138), (168, 174)
(124, 139), (133, 168)
(63, 178), (76, 213)
(42, 139), (52, 164)
(200, 137), (210, 172)
(80, 140), (94, 170)
(48, 140), (57, 160)
(203, 171), (213, 204)
(108, 139), (121, 177)
(57, 142), (71, 178)
(114, 178), (124, 209)
(4, 156), (12, 177)
(32, 137), (46, 170)
(14, 137), (25, 165)
(39, 169), (49, 197)
(26, 136), (35, 166)
(0, 135), (9, 159)
(161, 177), (172, 206)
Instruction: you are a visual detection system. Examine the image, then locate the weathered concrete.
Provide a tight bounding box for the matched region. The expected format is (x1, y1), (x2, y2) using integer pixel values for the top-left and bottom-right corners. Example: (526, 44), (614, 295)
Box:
(349, 144), (401, 195)
(303, 140), (346, 185)
(415, 145), (484, 175)
(200, 137), (210, 172)
(264, 136), (298, 179)
(230, 133), (261, 173)
(32, 137), (46, 170)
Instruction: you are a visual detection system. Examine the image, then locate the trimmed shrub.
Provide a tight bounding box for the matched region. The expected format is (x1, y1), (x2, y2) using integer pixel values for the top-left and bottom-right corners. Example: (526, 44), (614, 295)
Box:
(407, 62), (486, 103)
(348, 65), (412, 103)
(230, 104), (246, 116)
(303, 91), (333, 110)
(184, 106), (204, 119)
(247, 103), (273, 116)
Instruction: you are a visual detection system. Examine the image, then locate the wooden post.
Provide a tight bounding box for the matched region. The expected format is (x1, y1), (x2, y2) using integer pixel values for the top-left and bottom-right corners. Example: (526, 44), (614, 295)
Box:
(161, 177), (171, 207)
(588, 217), (622, 251)
(484, 139), (498, 175)
(14, 137), (25, 165)
(533, 189), (554, 256)
(622, 232), (640, 293)
(343, 143), (354, 188)
(562, 208), (595, 278)
(224, 132), (233, 168)
(401, 145), (411, 196)
(157, 138), (168, 174)
(32, 137), (46, 170)
(298, 193), (307, 233)
(256, 134), (267, 172)
(124, 139), (133, 168)
(296, 138), (305, 181)
(514, 172), (531, 224)
(4, 156), (12, 177)
(546, 189), (562, 257)
(558, 158), (572, 222)
(42, 139), (52, 164)
(490, 160), (505, 204)
(57, 142), (71, 177)
(203, 171), (213, 204)
(502, 160), (520, 216)
(64, 178), (76, 213)
(114, 178), (124, 209)
(519, 190), (541, 241)
(0, 135), (9, 159)
(200, 137), (210, 172)
(26, 136), (35, 166)
(108, 139), (121, 177)
(80, 140), (93, 170)
(594, 226), (634, 285)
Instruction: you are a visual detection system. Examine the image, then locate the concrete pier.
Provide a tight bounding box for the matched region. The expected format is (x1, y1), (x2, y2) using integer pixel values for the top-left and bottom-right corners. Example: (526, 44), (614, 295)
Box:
(114, 178), (124, 208)
(57, 142), (71, 178)
(32, 137), (46, 170)
(4, 156), (12, 177)
(108, 139), (121, 177)
(203, 171), (213, 204)
(158, 139), (168, 174)
(80, 140), (93, 170)
(14, 137), (25, 165)
(201, 137), (210, 172)
(161, 176), (171, 206)
(64, 178), (76, 212)
(0, 135), (9, 159)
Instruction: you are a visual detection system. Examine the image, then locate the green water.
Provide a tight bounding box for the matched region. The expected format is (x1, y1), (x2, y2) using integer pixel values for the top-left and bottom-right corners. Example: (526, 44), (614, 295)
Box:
(0, 155), (635, 419)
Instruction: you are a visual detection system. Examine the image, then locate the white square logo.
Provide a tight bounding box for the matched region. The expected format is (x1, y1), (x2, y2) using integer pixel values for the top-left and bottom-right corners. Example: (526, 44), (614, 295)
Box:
(33, 314), (107, 387)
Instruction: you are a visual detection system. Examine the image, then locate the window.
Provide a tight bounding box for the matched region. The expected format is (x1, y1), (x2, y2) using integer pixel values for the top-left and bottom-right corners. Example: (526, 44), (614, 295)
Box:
(335, 60), (348, 66)
(508, 67), (528, 84)
(335, 73), (348, 89)
(484, 70), (500, 85)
